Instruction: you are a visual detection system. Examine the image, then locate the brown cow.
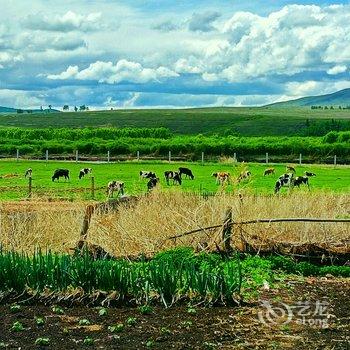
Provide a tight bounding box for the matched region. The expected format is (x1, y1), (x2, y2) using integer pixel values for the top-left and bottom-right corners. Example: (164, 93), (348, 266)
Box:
(212, 172), (231, 185)
(263, 168), (275, 176)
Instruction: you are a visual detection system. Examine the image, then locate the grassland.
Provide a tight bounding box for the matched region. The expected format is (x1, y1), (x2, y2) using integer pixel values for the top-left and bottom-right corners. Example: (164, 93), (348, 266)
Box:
(0, 160), (349, 201)
(1, 107), (349, 136)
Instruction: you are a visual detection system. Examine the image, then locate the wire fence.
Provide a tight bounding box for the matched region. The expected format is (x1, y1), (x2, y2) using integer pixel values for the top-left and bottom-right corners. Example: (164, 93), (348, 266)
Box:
(2, 149), (349, 165)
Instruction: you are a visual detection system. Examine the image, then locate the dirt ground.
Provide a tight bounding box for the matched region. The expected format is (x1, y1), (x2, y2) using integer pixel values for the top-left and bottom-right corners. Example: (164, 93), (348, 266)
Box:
(0, 277), (349, 350)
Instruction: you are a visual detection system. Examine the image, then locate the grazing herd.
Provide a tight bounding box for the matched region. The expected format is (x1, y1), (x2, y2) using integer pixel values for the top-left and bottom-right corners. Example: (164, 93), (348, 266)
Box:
(274, 167), (316, 193)
(15, 164), (316, 198)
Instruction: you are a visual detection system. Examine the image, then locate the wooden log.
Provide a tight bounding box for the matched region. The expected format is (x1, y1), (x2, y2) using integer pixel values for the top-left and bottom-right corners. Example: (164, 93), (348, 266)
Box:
(28, 177), (32, 199)
(222, 208), (233, 253)
(76, 196), (139, 258)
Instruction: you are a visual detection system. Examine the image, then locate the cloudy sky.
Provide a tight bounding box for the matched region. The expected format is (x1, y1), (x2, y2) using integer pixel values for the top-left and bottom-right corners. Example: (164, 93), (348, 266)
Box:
(0, 0), (349, 109)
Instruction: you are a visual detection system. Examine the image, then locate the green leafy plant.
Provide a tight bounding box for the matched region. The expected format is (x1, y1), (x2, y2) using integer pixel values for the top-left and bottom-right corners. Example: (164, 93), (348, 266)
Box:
(98, 308), (108, 316)
(126, 317), (137, 326)
(10, 304), (21, 313)
(138, 305), (153, 315)
(35, 317), (45, 326)
(83, 337), (94, 346)
(51, 306), (64, 315)
(11, 321), (24, 332)
(187, 307), (196, 314)
(108, 324), (124, 333)
(78, 319), (91, 326)
(160, 327), (172, 335)
(35, 337), (50, 346)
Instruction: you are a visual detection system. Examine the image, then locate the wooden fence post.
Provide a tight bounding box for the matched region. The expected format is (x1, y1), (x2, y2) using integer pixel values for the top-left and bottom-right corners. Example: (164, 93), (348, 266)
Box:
(233, 153), (237, 162)
(266, 152), (268, 164)
(45, 150), (49, 162)
(16, 149), (19, 162)
(201, 152), (204, 165)
(222, 208), (233, 253)
(75, 150), (79, 162)
(107, 150), (110, 163)
(28, 176), (32, 198)
(137, 151), (140, 161)
(299, 153), (302, 165)
(169, 150), (171, 163)
(334, 155), (337, 167)
(91, 176), (95, 200)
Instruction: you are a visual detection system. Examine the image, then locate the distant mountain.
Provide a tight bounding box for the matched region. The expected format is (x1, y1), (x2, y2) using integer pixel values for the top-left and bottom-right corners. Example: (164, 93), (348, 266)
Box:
(0, 106), (60, 113)
(0, 106), (17, 113)
(267, 88), (350, 108)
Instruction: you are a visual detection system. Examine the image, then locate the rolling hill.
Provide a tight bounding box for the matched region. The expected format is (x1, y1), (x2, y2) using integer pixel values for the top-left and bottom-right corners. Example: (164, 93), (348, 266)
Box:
(0, 107), (348, 136)
(268, 88), (350, 107)
(0, 106), (16, 113)
(0, 106), (60, 113)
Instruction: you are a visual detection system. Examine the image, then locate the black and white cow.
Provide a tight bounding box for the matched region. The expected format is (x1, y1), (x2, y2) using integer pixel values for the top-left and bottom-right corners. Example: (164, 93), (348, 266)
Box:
(147, 177), (159, 191)
(140, 171), (157, 179)
(178, 167), (194, 180)
(24, 168), (32, 178)
(293, 176), (310, 189)
(52, 169), (70, 182)
(164, 171), (182, 185)
(304, 171), (316, 177)
(79, 168), (92, 179)
(274, 173), (294, 193)
(107, 180), (124, 197)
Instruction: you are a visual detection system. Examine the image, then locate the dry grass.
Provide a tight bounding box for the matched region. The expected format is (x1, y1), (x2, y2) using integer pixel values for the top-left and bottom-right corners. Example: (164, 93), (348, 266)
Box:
(0, 201), (86, 254)
(0, 191), (349, 256)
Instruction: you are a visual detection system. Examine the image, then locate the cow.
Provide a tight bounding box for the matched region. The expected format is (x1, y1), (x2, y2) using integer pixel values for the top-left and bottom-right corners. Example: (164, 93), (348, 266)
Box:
(79, 168), (92, 180)
(264, 168), (275, 176)
(237, 170), (251, 183)
(275, 173), (294, 193)
(147, 177), (159, 191)
(212, 172), (230, 185)
(107, 180), (124, 198)
(24, 168), (32, 178)
(293, 176), (310, 189)
(52, 169), (69, 182)
(140, 171), (157, 179)
(178, 167), (194, 180)
(304, 171), (316, 177)
(286, 165), (296, 173)
(164, 171), (182, 185)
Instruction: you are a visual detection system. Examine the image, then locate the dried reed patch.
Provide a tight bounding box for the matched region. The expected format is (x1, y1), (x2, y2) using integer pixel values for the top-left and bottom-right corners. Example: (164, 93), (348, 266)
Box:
(87, 190), (350, 257)
(0, 201), (86, 253)
(0, 192), (349, 256)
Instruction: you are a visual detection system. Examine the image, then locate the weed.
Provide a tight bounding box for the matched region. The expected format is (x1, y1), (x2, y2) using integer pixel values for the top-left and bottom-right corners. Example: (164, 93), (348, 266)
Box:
(11, 321), (24, 332)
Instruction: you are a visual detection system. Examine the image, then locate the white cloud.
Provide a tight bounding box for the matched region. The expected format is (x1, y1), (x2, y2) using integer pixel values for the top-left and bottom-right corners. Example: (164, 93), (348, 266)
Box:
(282, 80), (350, 99)
(16, 32), (87, 52)
(0, 89), (43, 108)
(48, 59), (179, 84)
(23, 11), (102, 32)
(174, 58), (203, 74)
(180, 4), (350, 83)
(327, 65), (347, 75)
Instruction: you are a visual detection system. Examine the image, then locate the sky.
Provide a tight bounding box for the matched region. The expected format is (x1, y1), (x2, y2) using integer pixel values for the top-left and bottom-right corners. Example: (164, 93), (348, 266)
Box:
(0, 0), (349, 109)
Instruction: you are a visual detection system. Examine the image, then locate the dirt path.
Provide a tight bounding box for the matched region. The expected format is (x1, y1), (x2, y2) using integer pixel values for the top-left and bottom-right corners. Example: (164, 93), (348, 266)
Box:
(0, 277), (349, 349)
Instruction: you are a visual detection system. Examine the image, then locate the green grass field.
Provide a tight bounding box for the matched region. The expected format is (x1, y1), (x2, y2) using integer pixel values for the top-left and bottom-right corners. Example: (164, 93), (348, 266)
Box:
(0, 160), (348, 201)
(1, 107), (349, 136)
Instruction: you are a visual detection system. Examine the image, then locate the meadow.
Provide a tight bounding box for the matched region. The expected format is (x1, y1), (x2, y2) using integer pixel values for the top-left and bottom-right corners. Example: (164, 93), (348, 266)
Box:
(1, 107), (350, 136)
(0, 159), (349, 201)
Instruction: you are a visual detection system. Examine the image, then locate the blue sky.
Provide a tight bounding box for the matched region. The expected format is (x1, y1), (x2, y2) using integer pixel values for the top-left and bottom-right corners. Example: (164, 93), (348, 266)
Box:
(0, 0), (349, 109)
